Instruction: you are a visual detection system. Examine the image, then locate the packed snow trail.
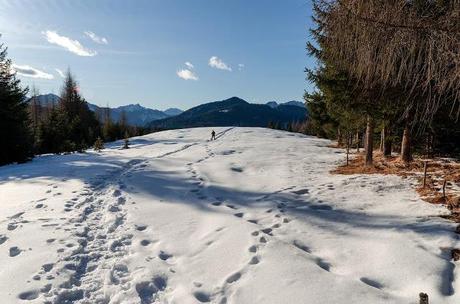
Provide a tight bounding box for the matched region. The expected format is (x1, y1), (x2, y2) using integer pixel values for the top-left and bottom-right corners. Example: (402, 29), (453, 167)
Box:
(0, 127), (458, 304)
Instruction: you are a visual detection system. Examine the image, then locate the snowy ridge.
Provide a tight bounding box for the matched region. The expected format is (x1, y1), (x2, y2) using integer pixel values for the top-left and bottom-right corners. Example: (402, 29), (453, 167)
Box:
(0, 127), (458, 304)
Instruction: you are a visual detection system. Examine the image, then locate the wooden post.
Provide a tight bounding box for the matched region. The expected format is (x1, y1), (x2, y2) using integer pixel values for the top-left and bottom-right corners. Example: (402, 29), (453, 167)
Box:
(401, 122), (412, 163)
(423, 161), (428, 188)
(443, 179), (447, 200)
(365, 116), (374, 166)
(419, 293), (429, 304)
(346, 134), (350, 166)
(356, 131), (360, 153)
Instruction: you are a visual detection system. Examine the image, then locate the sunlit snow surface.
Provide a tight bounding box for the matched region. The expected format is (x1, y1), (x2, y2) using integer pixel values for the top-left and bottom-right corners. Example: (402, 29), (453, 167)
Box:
(0, 127), (458, 304)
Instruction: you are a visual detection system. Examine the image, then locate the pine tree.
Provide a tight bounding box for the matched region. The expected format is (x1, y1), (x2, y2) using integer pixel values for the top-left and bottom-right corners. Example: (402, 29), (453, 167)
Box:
(36, 70), (101, 154)
(0, 40), (33, 165)
(58, 70), (100, 151)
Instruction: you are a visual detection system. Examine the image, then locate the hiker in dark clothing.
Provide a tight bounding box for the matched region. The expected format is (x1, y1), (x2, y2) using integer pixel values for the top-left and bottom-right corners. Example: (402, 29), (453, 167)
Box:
(211, 130), (216, 141)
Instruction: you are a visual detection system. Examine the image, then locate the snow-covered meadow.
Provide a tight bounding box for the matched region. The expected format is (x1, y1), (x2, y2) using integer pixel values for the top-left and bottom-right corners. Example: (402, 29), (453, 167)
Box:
(0, 127), (458, 304)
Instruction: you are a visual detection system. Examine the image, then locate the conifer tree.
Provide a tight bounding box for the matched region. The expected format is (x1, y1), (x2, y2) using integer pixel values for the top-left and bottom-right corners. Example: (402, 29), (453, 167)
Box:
(0, 40), (33, 165)
(94, 137), (104, 152)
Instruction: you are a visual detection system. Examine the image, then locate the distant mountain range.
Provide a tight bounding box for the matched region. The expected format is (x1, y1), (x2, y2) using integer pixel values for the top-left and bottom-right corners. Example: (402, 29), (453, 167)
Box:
(148, 97), (307, 129)
(30, 94), (306, 129)
(29, 94), (183, 127)
(266, 100), (305, 109)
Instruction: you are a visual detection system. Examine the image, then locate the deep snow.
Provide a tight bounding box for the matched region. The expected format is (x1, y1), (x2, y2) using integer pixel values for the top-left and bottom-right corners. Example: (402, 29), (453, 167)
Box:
(0, 127), (458, 304)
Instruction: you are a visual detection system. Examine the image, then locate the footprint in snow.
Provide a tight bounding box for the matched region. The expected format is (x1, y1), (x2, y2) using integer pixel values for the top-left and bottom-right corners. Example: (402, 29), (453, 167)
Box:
(316, 258), (331, 272)
(292, 189), (309, 195)
(194, 291), (211, 303)
(18, 290), (39, 300)
(136, 276), (168, 304)
(230, 167), (244, 173)
(360, 277), (384, 289)
(110, 263), (129, 285)
(248, 245), (258, 253)
(42, 263), (54, 272)
(261, 228), (273, 236)
(9, 246), (22, 257)
(234, 213), (244, 218)
(9, 212), (25, 219)
(135, 224), (148, 231)
(158, 251), (173, 261)
(249, 256), (260, 265)
(7, 223), (18, 231)
(140, 240), (152, 246)
(293, 240), (312, 253)
(0, 235), (8, 245)
(226, 272), (242, 284)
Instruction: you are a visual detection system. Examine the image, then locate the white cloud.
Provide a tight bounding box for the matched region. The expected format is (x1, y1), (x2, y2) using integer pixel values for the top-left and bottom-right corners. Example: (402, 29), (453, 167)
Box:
(177, 69), (198, 81)
(55, 68), (65, 78)
(209, 56), (232, 71)
(238, 63), (245, 71)
(84, 31), (108, 45)
(185, 61), (194, 69)
(12, 64), (54, 79)
(43, 30), (97, 56)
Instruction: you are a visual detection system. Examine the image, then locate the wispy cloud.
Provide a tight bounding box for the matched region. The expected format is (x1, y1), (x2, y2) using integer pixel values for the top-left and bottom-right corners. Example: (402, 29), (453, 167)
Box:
(12, 64), (54, 79)
(43, 30), (97, 56)
(84, 31), (108, 45)
(177, 61), (198, 80)
(55, 68), (65, 78)
(238, 63), (245, 71)
(209, 56), (232, 71)
(177, 69), (198, 81)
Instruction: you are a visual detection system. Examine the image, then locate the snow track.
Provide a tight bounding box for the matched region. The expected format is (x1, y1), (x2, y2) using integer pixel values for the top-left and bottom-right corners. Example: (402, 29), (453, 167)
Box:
(0, 127), (459, 304)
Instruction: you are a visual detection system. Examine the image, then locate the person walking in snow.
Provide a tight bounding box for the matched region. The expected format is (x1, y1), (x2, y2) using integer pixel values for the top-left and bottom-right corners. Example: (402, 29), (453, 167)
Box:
(211, 130), (216, 141)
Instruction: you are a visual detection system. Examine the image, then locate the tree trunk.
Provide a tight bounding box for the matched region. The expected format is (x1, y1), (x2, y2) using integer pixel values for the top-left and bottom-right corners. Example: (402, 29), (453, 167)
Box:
(401, 123), (412, 163)
(356, 131), (360, 153)
(337, 127), (343, 147)
(365, 116), (374, 166)
(383, 127), (392, 157)
(380, 127), (385, 152)
(346, 132), (350, 166)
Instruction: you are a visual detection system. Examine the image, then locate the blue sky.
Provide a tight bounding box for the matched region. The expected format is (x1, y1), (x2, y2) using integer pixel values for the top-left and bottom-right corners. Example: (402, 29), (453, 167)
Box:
(0, 0), (315, 110)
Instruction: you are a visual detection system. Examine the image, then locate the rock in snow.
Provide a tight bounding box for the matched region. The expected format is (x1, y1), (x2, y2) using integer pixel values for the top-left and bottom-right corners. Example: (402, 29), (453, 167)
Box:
(0, 127), (457, 303)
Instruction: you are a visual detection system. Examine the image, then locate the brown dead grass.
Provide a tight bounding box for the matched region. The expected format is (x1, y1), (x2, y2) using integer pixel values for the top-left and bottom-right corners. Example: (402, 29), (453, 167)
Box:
(333, 150), (460, 221)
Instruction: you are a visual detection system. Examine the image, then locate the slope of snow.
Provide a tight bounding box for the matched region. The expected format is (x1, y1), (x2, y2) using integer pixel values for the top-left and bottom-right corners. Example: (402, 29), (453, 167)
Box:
(0, 127), (458, 304)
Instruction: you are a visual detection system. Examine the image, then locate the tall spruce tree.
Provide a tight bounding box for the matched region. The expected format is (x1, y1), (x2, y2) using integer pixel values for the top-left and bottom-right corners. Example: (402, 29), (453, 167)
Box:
(58, 70), (100, 152)
(0, 40), (33, 165)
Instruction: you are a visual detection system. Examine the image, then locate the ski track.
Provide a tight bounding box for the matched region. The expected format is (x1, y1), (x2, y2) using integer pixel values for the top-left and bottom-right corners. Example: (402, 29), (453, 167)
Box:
(0, 127), (458, 304)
